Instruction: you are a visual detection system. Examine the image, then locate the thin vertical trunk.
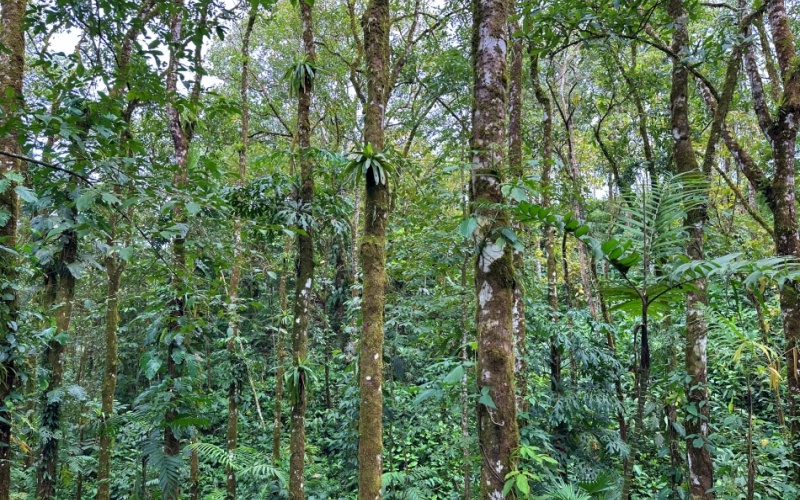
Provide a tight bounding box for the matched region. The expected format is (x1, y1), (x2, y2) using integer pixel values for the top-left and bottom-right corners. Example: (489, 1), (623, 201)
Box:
(273, 238), (291, 463)
(164, 2), (205, 496)
(531, 49), (565, 454)
(459, 161), (471, 500)
(37, 227), (77, 500)
(552, 56), (597, 318)
(189, 436), (199, 500)
(507, 15), (527, 417)
(164, 3), (188, 487)
(357, 0), (390, 496)
(472, 0), (519, 497)
(669, 0), (720, 496)
(762, 0), (800, 482)
(226, 9), (257, 499)
(611, 45), (656, 187)
(332, 235), (349, 351)
(0, 1), (26, 498)
(737, 0), (800, 483)
(289, 1), (316, 497)
(96, 249), (124, 500)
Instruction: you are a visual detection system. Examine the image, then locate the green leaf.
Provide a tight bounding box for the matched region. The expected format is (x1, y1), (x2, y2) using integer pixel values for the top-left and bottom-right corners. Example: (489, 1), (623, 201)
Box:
(443, 364), (464, 384)
(503, 476), (516, 497)
(478, 386), (497, 409)
(186, 201), (202, 215)
(101, 192), (121, 205)
(14, 185), (36, 203)
(66, 261), (84, 279)
(118, 246), (134, 262)
(76, 192), (96, 212)
(4, 172), (23, 183)
(516, 473), (530, 495)
(458, 217), (478, 238)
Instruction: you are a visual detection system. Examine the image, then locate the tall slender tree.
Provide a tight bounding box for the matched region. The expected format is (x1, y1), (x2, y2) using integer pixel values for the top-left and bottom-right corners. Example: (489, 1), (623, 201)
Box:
(0, 2), (26, 498)
(471, 0), (519, 496)
(668, 1), (714, 495)
(289, 0), (316, 497)
(164, 2), (206, 497)
(507, 12), (527, 415)
(738, 0), (800, 480)
(357, 0), (390, 496)
(225, 6), (257, 499)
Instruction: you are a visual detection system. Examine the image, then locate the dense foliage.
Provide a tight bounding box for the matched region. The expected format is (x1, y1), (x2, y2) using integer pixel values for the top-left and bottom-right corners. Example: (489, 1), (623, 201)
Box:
(0, 0), (799, 498)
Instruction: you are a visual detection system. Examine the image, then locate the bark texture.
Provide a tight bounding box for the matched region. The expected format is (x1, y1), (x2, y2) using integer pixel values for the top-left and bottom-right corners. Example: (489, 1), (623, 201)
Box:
(163, 1), (205, 496)
(164, 4), (188, 485)
(738, 0), (800, 481)
(37, 228), (77, 500)
(289, 1), (316, 497)
(472, 0), (519, 497)
(507, 16), (527, 417)
(225, 9), (257, 499)
(357, 0), (390, 496)
(273, 237), (292, 464)
(96, 253), (124, 500)
(668, 1), (713, 496)
(0, 1), (25, 497)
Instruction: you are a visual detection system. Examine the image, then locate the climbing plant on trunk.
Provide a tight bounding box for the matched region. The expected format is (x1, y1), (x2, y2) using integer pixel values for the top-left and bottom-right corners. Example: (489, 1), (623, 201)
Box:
(288, 0), (316, 497)
(471, 0), (519, 496)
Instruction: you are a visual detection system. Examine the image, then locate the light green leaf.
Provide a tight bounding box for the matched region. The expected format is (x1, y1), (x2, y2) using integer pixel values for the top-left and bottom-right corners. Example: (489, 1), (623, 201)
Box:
(185, 202), (201, 216)
(14, 185), (36, 203)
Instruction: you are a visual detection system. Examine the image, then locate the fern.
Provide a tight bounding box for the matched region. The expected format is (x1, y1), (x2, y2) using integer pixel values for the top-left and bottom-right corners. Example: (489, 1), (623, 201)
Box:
(185, 441), (287, 486)
(545, 480), (593, 500)
(141, 431), (183, 500)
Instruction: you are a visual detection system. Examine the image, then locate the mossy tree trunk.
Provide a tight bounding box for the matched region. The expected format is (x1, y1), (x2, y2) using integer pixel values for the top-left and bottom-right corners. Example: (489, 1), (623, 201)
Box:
(737, 0), (800, 483)
(357, 0), (390, 497)
(471, 0), (519, 497)
(273, 237), (292, 464)
(164, 3), (189, 485)
(97, 244), (124, 500)
(164, 2), (205, 496)
(669, 0), (745, 494)
(507, 14), (527, 417)
(531, 48), (566, 455)
(762, 0), (800, 482)
(225, 8), (257, 499)
(289, 1), (316, 497)
(0, 1), (26, 497)
(36, 227), (77, 500)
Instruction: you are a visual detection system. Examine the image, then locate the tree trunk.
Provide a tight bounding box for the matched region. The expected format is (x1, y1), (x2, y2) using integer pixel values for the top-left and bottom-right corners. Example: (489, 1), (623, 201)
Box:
(762, 0), (800, 481)
(96, 253), (124, 500)
(472, 0), (519, 497)
(0, 1), (26, 497)
(531, 48), (565, 456)
(273, 238), (291, 463)
(37, 227), (77, 500)
(165, 1), (188, 485)
(163, 2), (205, 496)
(736, 0), (800, 483)
(225, 9), (257, 499)
(357, 0), (390, 497)
(668, 1), (714, 496)
(507, 15), (527, 417)
(289, 1), (316, 498)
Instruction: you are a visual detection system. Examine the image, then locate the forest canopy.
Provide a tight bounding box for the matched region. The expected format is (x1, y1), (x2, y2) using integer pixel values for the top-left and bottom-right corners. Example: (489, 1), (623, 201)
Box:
(0, 0), (799, 499)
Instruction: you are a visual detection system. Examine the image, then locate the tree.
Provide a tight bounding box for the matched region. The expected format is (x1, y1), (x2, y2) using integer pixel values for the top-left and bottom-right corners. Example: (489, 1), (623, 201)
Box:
(357, 0), (391, 496)
(471, 0), (519, 496)
(288, 0), (316, 497)
(0, 1), (26, 498)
